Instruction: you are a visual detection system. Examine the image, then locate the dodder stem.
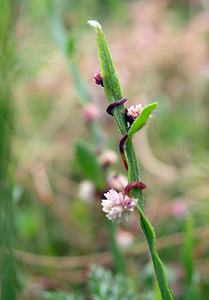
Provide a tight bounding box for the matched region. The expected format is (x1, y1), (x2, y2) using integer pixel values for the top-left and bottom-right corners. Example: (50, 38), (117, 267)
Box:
(119, 133), (128, 171)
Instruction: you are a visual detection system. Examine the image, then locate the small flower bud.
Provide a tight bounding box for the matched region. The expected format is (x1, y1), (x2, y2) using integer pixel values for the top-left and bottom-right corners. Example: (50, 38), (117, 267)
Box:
(99, 150), (118, 167)
(101, 188), (137, 222)
(127, 104), (143, 121)
(93, 71), (103, 86)
(82, 103), (99, 123)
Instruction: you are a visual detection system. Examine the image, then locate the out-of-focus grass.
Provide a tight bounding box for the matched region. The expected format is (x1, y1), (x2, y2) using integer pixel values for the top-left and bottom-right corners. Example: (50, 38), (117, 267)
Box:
(0, 0), (19, 298)
(1, 0), (209, 299)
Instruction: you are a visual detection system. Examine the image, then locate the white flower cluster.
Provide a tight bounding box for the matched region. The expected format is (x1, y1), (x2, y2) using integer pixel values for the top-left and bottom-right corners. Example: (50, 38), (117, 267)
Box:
(101, 189), (137, 222)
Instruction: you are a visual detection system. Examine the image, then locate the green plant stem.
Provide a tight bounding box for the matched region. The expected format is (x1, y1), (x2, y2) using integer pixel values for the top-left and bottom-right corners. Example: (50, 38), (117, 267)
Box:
(89, 20), (173, 299)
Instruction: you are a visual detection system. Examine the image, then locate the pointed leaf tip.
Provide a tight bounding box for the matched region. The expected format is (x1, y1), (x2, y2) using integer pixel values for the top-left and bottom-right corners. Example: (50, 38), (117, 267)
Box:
(88, 20), (102, 31)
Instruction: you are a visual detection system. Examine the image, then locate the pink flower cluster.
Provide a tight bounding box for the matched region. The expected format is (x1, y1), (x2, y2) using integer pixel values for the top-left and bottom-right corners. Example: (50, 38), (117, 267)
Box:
(102, 188), (137, 222)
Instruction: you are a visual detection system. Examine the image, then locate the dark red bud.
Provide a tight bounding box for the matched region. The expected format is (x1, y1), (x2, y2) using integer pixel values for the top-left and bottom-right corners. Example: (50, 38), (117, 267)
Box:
(93, 71), (103, 86)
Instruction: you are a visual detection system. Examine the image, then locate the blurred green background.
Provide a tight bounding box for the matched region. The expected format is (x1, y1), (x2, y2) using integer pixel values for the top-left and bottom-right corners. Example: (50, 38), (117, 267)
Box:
(1, 0), (209, 299)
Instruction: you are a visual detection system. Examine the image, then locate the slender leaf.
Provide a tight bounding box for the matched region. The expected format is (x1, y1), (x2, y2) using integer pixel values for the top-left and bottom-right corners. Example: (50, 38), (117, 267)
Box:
(128, 102), (158, 137)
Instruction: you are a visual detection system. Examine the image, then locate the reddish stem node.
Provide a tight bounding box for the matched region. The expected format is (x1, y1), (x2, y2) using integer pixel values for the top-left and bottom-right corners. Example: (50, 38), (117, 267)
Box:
(124, 181), (147, 196)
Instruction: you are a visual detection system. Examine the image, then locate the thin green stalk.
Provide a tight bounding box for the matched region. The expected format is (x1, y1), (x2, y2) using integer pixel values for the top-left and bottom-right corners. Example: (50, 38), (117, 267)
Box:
(88, 20), (173, 299)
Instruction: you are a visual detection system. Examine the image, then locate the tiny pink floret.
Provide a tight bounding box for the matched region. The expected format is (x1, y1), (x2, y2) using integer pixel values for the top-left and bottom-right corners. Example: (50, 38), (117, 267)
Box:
(127, 104), (143, 120)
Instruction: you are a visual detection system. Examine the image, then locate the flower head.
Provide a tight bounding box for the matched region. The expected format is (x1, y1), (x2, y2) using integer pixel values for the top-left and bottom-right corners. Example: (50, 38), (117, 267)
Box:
(127, 104), (143, 120)
(101, 189), (137, 222)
